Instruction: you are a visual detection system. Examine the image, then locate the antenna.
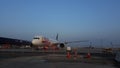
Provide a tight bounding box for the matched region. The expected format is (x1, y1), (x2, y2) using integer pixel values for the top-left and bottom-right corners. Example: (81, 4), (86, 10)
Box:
(110, 42), (113, 48)
(56, 33), (58, 41)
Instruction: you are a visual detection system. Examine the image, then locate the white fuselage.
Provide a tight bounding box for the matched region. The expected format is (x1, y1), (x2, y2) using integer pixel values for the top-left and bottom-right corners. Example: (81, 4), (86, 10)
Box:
(32, 36), (59, 48)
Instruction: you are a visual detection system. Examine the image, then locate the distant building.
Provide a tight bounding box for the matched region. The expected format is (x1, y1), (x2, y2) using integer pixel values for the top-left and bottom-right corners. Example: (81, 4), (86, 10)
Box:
(0, 37), (31, 48)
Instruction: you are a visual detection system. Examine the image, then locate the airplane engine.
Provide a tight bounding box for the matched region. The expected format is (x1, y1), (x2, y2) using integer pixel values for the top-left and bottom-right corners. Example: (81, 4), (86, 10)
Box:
(59, 43), (65, 48)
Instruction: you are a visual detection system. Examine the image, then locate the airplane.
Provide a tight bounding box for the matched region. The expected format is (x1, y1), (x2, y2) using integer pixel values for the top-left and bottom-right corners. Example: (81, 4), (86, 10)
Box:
(31, 34), (88, 50)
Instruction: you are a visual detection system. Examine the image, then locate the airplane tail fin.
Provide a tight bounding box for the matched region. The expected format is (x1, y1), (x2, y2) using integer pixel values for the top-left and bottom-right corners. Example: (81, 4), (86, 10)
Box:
(56, 33), (58, 41)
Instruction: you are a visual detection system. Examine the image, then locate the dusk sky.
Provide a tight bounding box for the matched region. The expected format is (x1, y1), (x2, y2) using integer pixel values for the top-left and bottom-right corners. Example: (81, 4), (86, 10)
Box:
(0, 0), (120, 47)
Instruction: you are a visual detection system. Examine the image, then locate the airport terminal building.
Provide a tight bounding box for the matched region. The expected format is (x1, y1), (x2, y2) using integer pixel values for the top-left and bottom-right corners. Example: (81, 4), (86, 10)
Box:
(0, 37), (31, 48)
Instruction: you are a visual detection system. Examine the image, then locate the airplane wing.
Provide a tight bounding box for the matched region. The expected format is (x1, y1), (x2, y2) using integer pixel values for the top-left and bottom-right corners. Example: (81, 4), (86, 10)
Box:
(64, 40), (89, 44)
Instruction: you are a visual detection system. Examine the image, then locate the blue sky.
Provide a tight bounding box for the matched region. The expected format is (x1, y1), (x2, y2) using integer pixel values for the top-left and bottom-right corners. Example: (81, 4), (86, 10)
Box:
(0, 0), (120, 47)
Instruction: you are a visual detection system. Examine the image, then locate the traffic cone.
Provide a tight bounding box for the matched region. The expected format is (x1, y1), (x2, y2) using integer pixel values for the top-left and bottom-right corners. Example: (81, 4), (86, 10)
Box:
(66, 52), (71, 59)
(74, 49), (77, 60)
(86, 53), (91, 58)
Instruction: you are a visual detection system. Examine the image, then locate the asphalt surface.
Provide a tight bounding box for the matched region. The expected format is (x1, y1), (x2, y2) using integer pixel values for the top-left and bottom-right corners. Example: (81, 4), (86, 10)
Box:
(0, 56), (116, 68)
(0, 48), (116, 59)
(0, 48), (119, 68)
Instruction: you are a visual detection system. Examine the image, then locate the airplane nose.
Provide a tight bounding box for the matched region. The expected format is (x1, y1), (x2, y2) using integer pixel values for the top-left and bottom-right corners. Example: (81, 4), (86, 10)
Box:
(32, 40), (41, 45)
(32, 40), (37, 45)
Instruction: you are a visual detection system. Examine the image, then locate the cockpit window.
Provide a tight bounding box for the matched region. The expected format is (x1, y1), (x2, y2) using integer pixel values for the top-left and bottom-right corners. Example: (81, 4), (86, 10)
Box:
(33, 37), (39, 39)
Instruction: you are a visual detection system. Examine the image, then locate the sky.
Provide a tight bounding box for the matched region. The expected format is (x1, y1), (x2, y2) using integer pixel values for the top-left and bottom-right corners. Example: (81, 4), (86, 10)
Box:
(0, 0), (120, 47)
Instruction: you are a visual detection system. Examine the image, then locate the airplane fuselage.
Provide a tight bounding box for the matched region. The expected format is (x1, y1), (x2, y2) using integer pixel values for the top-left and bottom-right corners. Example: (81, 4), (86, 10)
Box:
(31, 36), (59, 49)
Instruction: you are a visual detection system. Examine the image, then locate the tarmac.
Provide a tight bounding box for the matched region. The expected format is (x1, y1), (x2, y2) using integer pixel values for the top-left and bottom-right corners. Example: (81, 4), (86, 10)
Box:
(0, 55), (117, 68)
(0, 48), (119, 68)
